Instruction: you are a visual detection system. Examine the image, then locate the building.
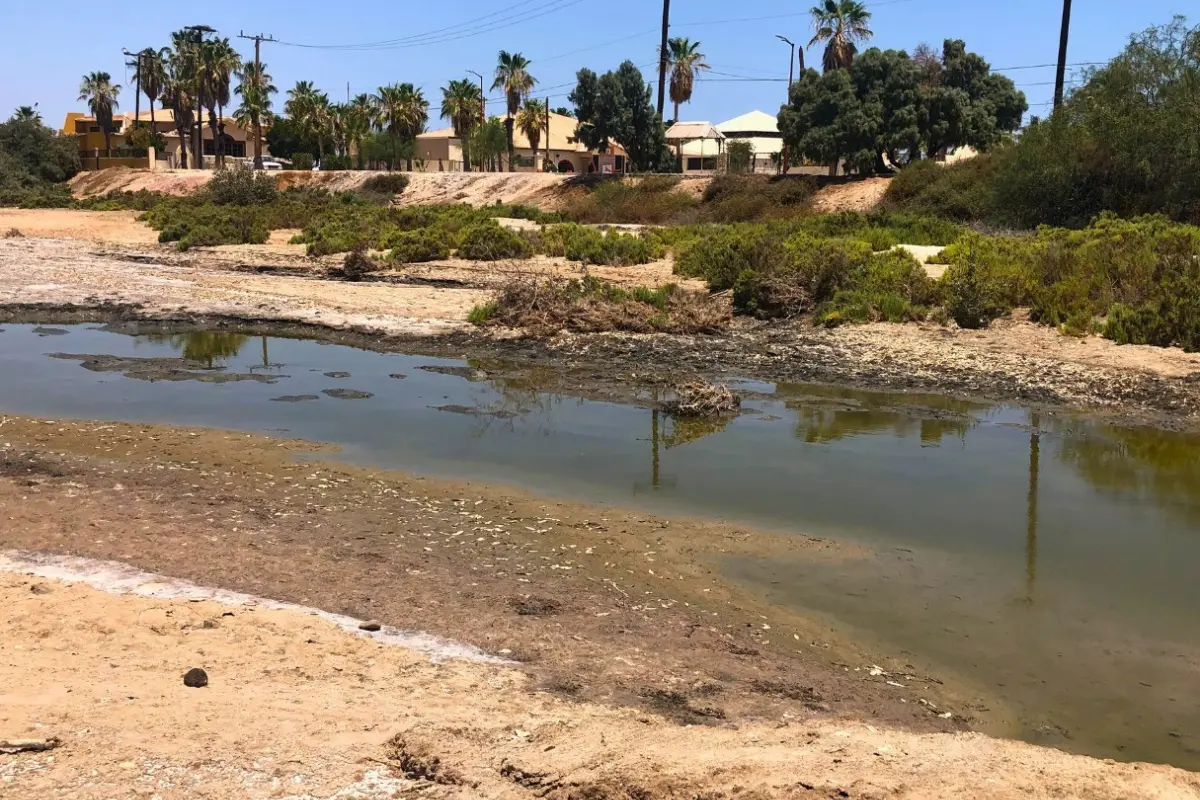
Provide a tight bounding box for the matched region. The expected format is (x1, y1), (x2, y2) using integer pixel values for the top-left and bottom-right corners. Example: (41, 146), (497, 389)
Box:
(665, 122), (725, 174)
(715, 110), (783, 174)
(413, 111), (628, 174)
(61, 110), (270, 170)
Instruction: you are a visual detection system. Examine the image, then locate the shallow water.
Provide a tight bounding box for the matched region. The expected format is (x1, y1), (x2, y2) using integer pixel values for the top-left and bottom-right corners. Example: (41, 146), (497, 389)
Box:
(1, 325), (1198, 768)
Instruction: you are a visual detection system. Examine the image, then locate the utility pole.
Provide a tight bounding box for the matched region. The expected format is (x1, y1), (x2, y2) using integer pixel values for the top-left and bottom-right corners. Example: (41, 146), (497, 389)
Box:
(656, 0), (671, 119)
(468, 70), (486, 172)
(776, 35), (795, 175)
(237, 31), (276, 169)
(1053, 0), (1072, 110)
(544, 95), (551, 172)
(122, 49), (144, 131)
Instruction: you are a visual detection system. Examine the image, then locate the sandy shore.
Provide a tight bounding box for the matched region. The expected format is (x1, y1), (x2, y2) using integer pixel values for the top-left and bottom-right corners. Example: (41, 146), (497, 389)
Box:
(2, 416), (1199, 799)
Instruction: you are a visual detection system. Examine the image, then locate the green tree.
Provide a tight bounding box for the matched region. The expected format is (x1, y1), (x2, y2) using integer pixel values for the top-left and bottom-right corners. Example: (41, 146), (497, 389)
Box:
(167, 29), (199, 168)
(375, 83), (429, 171)
(572, 61), (668, 171)
(666, 38), (710, 125)
(442, 78), (482, 172)
(778, 67), (874, 175)
(552, 106), (573, 118)
(0, 114), (80, 187)
(808, 0), (873, 72)
(198, 38), (241, 167)
(286, 81), (328, 162)
(130, 48), (169, 136)
(492, 51), (536, 172)
(78, 71), (121, 156)
(234, 61), (275, 168)
(917, 40), (1027, 158)
(851, 48), (922, 170)
(470, 118), (507, 171)
(345, 94), (375, 169)
(515, 98), (547, 169)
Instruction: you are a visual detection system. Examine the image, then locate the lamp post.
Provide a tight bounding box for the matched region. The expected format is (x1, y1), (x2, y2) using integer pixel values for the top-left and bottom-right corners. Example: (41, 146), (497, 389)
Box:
(467, 69), (486, 172)
(776, 35), (795, 175)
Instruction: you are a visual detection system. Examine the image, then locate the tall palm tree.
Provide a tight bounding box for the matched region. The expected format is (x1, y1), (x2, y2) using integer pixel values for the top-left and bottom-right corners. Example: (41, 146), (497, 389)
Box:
(441, 78), (483, 173)
(286, 80), (323, 162)
(78, 72), (121, 156)
(345, 94), (374, 169)
(131, 48), (169, 135)
(198, 38), (240, 167)
(169, 29), (204, 168)
(374, 83), (428, 171)
(330, 103), (349, 158)
(491, 51), (536, 172)
(234, 61), (276, 168)
(808, 0), (873, 72)
(12, 105), (41, 123)
(515, 98), (547, 171)
(666, 38), (709, 125)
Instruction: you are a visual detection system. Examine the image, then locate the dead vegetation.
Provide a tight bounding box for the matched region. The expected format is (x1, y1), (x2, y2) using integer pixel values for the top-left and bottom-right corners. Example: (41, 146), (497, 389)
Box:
(383, 734), (465, 786)
(326, 243), (377, 281)
(661, 380), (741, 417)
(469, 275), (730, 335)
(3, 228), (23, 238)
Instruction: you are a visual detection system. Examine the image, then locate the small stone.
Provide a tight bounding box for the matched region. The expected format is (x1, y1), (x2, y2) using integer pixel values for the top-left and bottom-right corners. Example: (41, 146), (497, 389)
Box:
(359, 620), (382, 632)
(183, 667), (208, 688)
(29, 583), (53, 595)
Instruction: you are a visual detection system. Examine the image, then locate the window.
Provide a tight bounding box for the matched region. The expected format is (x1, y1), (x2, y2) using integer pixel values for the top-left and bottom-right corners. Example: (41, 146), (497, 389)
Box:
(686, 157), (718, 171)
(203, 138), (246, 158)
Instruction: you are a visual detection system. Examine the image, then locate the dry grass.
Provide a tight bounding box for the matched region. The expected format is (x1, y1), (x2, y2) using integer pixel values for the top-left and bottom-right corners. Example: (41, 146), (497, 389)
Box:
(470, 274), (729, 335)
(3, 228), (24, 239)
(662, 380), (741, 417)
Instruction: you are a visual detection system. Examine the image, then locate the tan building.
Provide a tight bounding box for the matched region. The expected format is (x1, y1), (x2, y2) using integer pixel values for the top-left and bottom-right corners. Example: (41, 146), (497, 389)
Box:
(414, 111), (628, 174)
(62, 110), (270, 169)
(665, 121), (726, 174)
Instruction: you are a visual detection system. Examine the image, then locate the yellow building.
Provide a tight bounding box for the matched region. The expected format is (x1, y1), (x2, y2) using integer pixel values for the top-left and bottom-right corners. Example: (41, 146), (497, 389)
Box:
(61, 110), (270, 169)
(414, 112), (628, 174)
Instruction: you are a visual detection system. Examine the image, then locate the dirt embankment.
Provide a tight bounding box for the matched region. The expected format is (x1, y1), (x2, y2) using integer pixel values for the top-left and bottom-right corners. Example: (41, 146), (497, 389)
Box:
(2, 417), (1199, 799)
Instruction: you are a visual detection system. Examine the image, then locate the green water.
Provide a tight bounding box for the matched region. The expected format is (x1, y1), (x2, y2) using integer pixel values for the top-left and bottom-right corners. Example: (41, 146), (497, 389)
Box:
(0, 324), (1198, 769)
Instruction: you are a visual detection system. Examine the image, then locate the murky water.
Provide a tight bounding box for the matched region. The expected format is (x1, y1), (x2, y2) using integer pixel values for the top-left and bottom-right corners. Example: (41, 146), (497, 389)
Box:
(1, 324), (1199, 768)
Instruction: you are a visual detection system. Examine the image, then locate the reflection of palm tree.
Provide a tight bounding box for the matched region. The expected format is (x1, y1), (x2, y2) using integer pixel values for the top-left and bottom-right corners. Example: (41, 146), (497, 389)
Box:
(147, 332), (248, 367)
(1026, 413), (1040, 603)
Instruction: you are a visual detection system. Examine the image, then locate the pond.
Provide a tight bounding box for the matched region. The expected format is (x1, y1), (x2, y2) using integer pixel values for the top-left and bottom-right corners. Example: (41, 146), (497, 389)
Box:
(0, 324), (1198, 769)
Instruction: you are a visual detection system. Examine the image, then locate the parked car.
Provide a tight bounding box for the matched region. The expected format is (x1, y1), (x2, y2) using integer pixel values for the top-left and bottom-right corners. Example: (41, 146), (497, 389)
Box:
(257, 159), (283, 171)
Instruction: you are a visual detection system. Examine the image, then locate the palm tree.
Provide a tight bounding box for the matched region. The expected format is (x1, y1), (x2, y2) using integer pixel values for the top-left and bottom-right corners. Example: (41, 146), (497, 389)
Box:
(808, 0), (873, 72)
(491, 51), (536, 172)
(374, 83), (428, 171)
(515, 98), (547, 171)
(666, 38), (710, 125)
(131, 48), (169, 135)
(169, 29), (205, 168)
(347, 94), (375, 169)
(12, 105), (40, 123)
(286, 80), (323, 162)
(198, 38), (240, 167)
(441, 78), (482, 173)
(330, 103), (349, 158)
(78, 72), (121, 156)
(234, 61), (276, 168)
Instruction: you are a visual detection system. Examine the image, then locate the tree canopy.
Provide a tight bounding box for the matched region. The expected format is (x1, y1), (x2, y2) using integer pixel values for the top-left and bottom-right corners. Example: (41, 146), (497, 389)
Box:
(0, 115), (81, 190)
(779, 39), (1027, 175)
(569, 61), (668, 171)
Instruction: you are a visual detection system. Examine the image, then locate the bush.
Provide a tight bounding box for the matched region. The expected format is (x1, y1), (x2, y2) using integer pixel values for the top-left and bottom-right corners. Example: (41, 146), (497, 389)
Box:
(699, 174), (818, 223)
(388, 229), (451, 263)
(328, 244), (377, 281)
(456, 221), (534, 260)
(469, 275), (729, 334)
(540, 223), (662, 266)
(942, 252), (1017, 329)
(144, 201), (271, 250)
(0, 183), (74, 208)
(361, 173), (410, 196)
(208, 166), (278, 205)
(562, 175), (698, 225)
(290, 153), (313, 171)
(883, 156), (1000, 222)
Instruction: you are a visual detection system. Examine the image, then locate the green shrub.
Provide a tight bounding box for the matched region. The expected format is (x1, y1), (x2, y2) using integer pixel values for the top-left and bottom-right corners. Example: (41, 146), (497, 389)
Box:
(674, 225), (786, 291)
(456, 221), (534, 260)
(76, 188), (170, 211)
(388, 229), (451, 263)
(883, 156), (1000, 222)
(361, 173), (410, 196)
(942, 253), (1015, 329)
(563, 175), (698, 225)
(468, 301), (498, 325)
(540, 223), (661, 266)
(208, 166), (278, 205)
(698, 174), (818, 223)
(815, 290), (929, 327)
(290, 153), (314, 171)
(0, 184), (75, 208)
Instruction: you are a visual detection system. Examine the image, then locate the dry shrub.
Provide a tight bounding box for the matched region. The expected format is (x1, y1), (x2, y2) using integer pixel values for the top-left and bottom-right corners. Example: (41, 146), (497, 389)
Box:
(3, 228), (23, 238)
(326, 243), (377, 281)
(471, 275), (729, 335)
(662, 379), (741, 417)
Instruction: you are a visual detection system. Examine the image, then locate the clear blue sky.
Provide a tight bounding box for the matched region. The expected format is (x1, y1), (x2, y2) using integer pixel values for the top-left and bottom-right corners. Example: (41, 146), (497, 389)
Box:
(1, 0), (1190, 129)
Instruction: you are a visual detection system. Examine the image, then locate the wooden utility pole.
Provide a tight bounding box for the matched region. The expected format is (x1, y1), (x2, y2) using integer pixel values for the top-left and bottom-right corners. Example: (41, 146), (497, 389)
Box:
(544, 95), (551, 172)
(237, 31), (276, 168)
(656, 0), (671, 119)
(122, 49), (144, 130)
(1053, 0), (1072, 110)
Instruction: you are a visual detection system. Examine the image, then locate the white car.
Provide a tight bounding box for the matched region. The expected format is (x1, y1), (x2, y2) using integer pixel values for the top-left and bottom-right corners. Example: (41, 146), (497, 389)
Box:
(257, 159), (283, 171)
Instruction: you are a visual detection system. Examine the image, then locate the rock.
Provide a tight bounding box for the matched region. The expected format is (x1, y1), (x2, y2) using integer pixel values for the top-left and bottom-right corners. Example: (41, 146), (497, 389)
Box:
(322, 388), (374, 400)
(359, 620), (382, 632)
(270, 394), (320, 403)
(29, 583), (53, 595)
(389, 373), (407, 380)
(323, 371), (351, 379)
(183, 667), (208, 688)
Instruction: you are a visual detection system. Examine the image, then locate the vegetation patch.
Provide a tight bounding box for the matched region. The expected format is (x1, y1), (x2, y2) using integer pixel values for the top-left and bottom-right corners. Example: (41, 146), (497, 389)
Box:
(539, 223), (663, 265)
(456, 221), (534, 261)
(662, 380), (741, 417)
(387, 229), (451, 263)
(468, 276), (729, 335)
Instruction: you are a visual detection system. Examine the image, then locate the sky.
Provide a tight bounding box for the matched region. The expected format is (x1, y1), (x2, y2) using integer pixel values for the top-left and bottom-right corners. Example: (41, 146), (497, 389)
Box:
(1, 0), (1191, 130)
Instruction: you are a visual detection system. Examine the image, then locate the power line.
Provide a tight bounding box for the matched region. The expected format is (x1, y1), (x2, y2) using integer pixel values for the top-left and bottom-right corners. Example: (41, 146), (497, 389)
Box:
(675, 0), (923, 28)
(278, 0), (586, 50)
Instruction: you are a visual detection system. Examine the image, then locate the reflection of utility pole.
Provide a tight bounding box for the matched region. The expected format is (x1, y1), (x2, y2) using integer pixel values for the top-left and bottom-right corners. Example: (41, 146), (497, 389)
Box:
(261, 336), (269, 368)
(1025, 413), (1041, 602)
(652, 408), (661, 489)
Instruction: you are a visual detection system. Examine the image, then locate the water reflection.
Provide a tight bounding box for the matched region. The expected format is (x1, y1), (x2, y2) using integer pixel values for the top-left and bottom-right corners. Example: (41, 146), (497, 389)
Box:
(145, 331), (249, 367)
(1025, 414), (1040, 603)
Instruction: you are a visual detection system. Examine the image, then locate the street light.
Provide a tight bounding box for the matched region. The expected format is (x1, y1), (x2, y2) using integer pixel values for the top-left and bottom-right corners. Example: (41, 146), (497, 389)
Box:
(776, 35), (796, 175)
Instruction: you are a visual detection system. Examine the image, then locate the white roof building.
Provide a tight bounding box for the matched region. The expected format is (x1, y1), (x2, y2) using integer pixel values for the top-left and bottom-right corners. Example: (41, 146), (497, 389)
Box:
(716, 110), (783, 157)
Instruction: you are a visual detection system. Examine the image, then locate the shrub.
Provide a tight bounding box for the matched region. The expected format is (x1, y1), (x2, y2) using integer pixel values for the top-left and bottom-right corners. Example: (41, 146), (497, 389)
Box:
(469, 275), (729, 334)
(540, 223), (661, 266)
(883, 156), (1000, 222)
(739, 235), (873, 317)
(208, 166), (278, 205)
(388, 229), (451, 263)
(674, 225), (786, 291)
(0, 183), (74, 208)
(699, 174), (818, 223)
(725, 141), (754, 174)
(290, 153), (314, 171)
(562, 175), (698, 225)
(942, 253), (1015, 329)
(361, 173), (410, 196)
(328, 244), (377, 281)
(456, 221), (534, 260)
(812, 245), (938, 325)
